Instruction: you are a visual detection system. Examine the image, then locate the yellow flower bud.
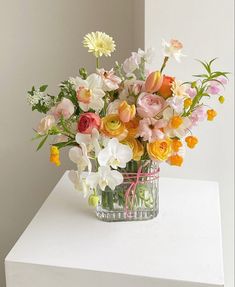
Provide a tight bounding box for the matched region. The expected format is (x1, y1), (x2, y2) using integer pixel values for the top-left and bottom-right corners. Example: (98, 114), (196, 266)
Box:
(218, 96), (225, 104)
(88, 195), (99, 207)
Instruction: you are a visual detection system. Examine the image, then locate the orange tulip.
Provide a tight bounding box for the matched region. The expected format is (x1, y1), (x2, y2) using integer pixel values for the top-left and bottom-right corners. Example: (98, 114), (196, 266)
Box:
(158, 75), (175, 99)
(145, 71), (163, 93)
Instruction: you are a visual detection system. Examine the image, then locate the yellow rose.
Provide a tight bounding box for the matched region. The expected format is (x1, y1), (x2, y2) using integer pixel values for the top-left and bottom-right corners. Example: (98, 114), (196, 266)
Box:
(121, 137), (144, 161)
(147, 138), (172, 161)
(100, 114), (127, 140)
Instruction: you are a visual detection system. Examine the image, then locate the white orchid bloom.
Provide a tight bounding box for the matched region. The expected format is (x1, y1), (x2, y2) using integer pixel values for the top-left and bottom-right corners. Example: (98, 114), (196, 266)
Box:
(163, 107), (191, 138)
(162, 39), (186, 62)
(75, 128), (100, 156)
(68, 170), (90, 197)
(98, 138), (132, 169)
(69, 143), (92, 173)
(69, 73), (105, 112)
(86, 166), (123, 191)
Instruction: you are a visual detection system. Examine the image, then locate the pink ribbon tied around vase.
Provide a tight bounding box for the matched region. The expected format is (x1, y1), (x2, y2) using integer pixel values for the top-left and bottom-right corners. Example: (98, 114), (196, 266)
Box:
(123, 162), (160, 216)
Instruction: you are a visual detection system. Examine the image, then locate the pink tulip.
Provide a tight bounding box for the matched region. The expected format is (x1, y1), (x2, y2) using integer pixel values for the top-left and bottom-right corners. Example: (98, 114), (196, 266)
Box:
(145, 71), (163, 93)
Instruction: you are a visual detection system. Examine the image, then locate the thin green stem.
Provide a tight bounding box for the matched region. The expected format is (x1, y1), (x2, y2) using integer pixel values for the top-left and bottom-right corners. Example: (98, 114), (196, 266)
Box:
(96, 57), (100, 69)
(160, 56), (169, 73)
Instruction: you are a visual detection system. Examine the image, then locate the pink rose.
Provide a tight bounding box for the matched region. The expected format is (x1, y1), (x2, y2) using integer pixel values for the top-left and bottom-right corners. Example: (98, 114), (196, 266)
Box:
(138, 117), (167, 142)
(37, 115), (55, 135)
(77, 113), (101, 134)
(137, 92), (165, 118)
(51, 98), (74, 120)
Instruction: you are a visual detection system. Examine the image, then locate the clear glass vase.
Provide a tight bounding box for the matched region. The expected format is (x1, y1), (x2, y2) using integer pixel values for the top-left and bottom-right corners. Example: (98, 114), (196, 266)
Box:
(96, 160), (159, 222)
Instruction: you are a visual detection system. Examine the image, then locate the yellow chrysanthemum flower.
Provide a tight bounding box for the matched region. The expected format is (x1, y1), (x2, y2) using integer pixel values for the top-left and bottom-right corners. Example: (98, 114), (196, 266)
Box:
(83, 31), (116, 58)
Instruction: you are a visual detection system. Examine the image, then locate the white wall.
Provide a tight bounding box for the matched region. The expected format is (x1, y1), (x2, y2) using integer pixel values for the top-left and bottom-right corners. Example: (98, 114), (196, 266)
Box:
(0, 0), (140, 286)
(145, 0), (234, 286)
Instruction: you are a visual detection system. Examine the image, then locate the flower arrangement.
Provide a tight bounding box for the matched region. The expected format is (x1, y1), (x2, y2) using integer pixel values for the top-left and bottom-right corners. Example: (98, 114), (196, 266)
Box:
(28, 31), (228, 221)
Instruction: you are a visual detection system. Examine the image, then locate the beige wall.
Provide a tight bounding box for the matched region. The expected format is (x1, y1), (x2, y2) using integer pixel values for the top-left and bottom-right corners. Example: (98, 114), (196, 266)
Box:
(145, 0), (234, 286)
(0, 0), (144, 285)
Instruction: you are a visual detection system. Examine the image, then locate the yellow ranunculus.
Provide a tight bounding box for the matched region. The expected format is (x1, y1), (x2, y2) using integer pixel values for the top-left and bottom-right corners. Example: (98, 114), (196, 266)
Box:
(100, 114), (127, 140)
(50, 146), (61, 166)
(121, 137), (144, 161)
(147, 138), (172, 161)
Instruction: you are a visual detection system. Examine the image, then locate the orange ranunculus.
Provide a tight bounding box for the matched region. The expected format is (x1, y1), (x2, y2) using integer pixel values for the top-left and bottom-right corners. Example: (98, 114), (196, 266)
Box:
(207, 109), (217, 121)
(125, 117), (140, 138)
(147, 138), (172, 161)
(185, 136), (198, 149)
(118, 101), (136, 123)
(121, 137), (144, 161)
(145, 71), (163, 93)
(172, 139), (183, 152)
(100, 114), (128, 140)
(50, 146), (61, 166)
(168, 154), (183, 166)
(158, 75), (175, 99)
(170, 116), (183, 129)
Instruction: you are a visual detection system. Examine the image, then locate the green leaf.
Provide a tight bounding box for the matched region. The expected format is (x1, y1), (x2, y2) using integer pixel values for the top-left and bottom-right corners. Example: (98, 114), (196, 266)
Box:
(193, 74), (208, 78)
(31, 133), (44, 141)
(208, 58), (218, 67)
(39, 85), (48, 92)
(196, 59), (210, 74)
(52, 141), (76, 149)
(36, 134), (48, 151)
